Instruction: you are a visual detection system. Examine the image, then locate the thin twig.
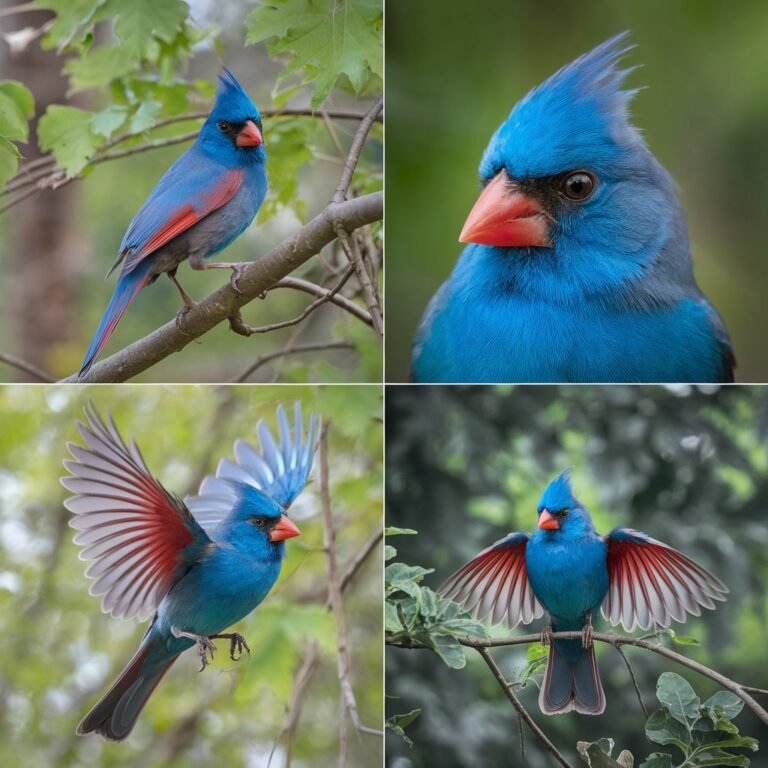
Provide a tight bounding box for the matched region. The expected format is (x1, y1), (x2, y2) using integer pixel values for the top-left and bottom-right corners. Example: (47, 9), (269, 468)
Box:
(269, 276), (373, 326)
(612, 642), (649, 718)
(228, 264), (357, 336)
(0, 1), (37, 18)
(335, 226), (383, 337)
(333, 97), (383, 203)
(338, 528), (383, 596)
(476, 648), (575, 768)
(320, 425), (383, 762)
(232, 340), (355, 383)
(389, 630), (768, 727)
(0, 352), (55, 382)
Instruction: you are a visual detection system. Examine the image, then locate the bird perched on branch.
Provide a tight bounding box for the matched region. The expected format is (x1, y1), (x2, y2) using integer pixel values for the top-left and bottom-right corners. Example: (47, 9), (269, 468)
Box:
(440, 470), (727, 715)
(412, 32), (734, 383)
(79, 68), (267, 377)
(62, 401), (317, 740)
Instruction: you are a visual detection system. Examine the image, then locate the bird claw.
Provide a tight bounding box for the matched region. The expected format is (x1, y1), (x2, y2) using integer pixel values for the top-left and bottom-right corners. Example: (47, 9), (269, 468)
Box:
(175, 305), (196, 334)
(581, 617), (594, 649)
(229, 265), (245, 294)
(540, 625), (553, 647)
(227, 633), (251, 661)
(196, 636), (217, 672)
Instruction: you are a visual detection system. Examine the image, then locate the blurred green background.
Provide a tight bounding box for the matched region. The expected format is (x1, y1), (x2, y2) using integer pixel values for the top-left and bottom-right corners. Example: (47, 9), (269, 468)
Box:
(0, 384), (382, 767)
(385, 0), (768, 381)
(386, 385), (768, 767)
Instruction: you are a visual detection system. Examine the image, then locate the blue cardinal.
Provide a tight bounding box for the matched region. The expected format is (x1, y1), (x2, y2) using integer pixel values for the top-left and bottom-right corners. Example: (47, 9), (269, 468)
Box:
(440, 471), (727, 715)
(79, 68), (267, 377)
(62, 402), (317, 740)
(412, 33), (734, 383)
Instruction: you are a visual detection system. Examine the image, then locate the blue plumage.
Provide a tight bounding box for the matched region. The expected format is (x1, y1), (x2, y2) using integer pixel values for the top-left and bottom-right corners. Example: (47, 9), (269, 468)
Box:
(63, 402), (317, 740)
(440, 470), (727, 715)
(79, 68), (268, 377)
(412, 33), (734, 383)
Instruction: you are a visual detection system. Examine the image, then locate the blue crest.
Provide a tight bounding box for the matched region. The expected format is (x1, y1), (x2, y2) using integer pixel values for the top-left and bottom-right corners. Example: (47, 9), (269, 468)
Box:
(538, 469), (578, 512)
(212, 68), (261, 122)
(480, 32), (643, 180)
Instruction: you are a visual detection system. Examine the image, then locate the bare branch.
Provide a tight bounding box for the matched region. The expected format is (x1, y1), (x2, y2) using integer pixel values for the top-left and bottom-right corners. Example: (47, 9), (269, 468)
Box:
(227, 264), (357, 336)
(477, 648), (575, 768)
(389, 630), (768, 727)
(233, 340), (355, 383)
(335, 226), (383, 337)
(61, 192), (381, 382)
(0, 351), (55, 382)
(612, 642), (649, 718)
(269, 275), (373, 326)
(333, 97), (383, 203)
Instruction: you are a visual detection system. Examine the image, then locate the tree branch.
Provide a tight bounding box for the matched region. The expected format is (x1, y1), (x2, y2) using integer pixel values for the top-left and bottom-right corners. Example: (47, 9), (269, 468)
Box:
(269, 275), (373, 326)
(388, 630), (768, 727)
(61, 192), (381, 382)
(232, 340), (355, 383)
(333, 97), (383, 203)
(476, 647), (575, 768)
(0, 351), (55, 382)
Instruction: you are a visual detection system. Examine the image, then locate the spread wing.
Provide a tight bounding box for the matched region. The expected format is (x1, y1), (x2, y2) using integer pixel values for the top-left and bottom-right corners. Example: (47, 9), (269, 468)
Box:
(62, 403), (211, 621)
(602, 527), (728, 631)
(113, 152), (243, 277)
(439, 532), (544, 628)
(185, 402), (319, 534)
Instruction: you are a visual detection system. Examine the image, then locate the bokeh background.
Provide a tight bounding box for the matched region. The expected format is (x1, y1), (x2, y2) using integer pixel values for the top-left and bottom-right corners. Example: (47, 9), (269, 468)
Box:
(0, 384), (383, 767)
(0, 0), (382, 382)
(385, 0), (768, 381)
(386, 385), (768, 767)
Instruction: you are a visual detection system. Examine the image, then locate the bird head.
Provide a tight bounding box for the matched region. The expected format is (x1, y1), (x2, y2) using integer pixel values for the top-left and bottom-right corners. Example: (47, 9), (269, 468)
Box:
(461, 32), (687, 300)
(200, 68), (265, 164)
(535, 470), (593, 534)
(222, 483), (300, 559)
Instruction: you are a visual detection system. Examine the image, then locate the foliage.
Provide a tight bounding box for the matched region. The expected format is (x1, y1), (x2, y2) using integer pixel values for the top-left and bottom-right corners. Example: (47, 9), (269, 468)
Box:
(0, 80), (35, 186)
(0, 385), (383, 767)
(386, 385), (768, 768)
(246, 0), (383, 108)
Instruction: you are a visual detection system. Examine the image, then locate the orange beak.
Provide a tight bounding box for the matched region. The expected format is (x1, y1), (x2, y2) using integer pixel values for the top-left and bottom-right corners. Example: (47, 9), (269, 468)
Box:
(270, 514), (301, 542)
(236, 119), (263, 148)
(459, 172), (551, 248)
(537, 509), (559, 531)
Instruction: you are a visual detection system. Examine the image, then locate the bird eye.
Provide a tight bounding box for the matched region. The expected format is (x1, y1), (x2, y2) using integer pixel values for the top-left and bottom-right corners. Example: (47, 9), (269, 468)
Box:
(217, 120), (230, 133)
(560, 171), (596, 202)
(555, 509), (569, 518)
(252, 516), (268, 528)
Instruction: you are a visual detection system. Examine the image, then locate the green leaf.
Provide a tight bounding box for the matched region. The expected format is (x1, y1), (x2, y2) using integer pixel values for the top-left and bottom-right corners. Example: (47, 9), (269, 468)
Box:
(527, 643), (549, 662)
(645, 708), (690, 752)
(384, 527), (417, 536)
(0, 81), (35, 120)
(386, 709), (421, 747)
(656, 672), (700, 724)
(430, 632), (466, 669)
(639, 754), (673, 768)
(385, 562), (433, 597)
(691, 750), (751, 767)
(90, 105), (129, 138)
(384, 544), (397, 561)
(696, 735), (758, 752)
(129, 100), (161, 133)
(0, 91), (29, 143)
(63, 45), (136, 92)
(670, 634), (700, 646)
(0, 136), (21, 189)
(112, 0), (189, 57)
(703, 691), (744, 721)
(385, 600), (402, 633)
(246, 0), (383, 108)
(37, 105), (100, 177)
(35, 0), (107, 51)
(577, 739), (635, 768)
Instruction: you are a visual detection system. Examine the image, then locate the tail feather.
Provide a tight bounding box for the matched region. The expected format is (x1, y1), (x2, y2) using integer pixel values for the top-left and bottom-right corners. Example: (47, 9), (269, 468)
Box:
(540, 640), (605, 715)
(79, 265), (152, 378)
(77, 641), (178, 741)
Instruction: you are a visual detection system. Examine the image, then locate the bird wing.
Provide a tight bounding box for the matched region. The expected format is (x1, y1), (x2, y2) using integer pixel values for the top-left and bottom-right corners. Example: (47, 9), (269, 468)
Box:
(62, 403), (212, 621)
(113, 156), (244, 277)
(602, 527), (728, 631)
(185, 402), (319, 534)
(438, 532), (544, 628)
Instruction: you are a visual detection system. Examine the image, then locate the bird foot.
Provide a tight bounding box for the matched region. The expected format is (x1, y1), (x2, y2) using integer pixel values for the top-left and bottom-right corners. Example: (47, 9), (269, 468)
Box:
(210, 632), (251, 661)
(228, 264), (245, 294)
(171, 626), (218, 671)
(540, 625), (553, 647)
(581, 619), (593, 649)
(175, 305), (196, 335)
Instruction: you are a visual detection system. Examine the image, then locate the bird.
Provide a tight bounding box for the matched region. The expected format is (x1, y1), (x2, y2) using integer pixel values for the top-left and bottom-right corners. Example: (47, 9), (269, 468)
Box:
(439, 470), (728, 715)
(62, 401), (317, 740)
(78, 68), (268, 377)
(411, 32), (734, 383)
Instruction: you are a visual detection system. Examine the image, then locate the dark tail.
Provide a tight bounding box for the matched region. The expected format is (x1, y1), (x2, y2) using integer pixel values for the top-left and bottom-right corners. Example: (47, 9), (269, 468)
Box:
(78, 265), (152, 378)
(77, 640), (179, 741)
(539, 639), (605, 715)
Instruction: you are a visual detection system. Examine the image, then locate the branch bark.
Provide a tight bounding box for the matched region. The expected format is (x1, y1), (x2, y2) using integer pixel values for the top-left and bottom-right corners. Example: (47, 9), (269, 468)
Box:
(62, 192), (382, 382)
(388, 630), (768, 727)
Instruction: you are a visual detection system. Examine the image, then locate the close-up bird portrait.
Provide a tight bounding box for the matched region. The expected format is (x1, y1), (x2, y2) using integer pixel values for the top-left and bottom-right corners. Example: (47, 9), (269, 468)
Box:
(0, 385), (383, 767)
(385, 385), (768, 767)
(386, 0), (768, 383)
